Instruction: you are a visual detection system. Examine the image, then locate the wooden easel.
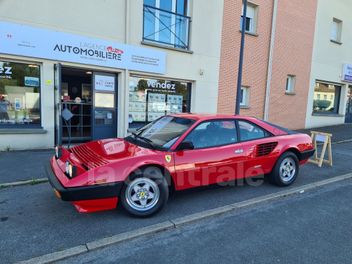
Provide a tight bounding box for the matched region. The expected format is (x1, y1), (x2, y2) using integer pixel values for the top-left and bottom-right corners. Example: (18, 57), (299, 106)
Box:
(309, 131), (333, 167)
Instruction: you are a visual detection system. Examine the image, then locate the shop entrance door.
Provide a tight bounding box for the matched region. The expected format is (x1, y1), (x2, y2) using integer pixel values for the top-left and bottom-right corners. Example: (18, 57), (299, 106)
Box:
(345, 86), (352, 123)
(92, 72), (117, 140)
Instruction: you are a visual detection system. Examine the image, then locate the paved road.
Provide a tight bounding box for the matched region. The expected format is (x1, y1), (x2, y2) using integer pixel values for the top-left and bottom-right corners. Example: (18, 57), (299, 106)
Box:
(0, 142), (351, 263)
(60, 179), (352, 264)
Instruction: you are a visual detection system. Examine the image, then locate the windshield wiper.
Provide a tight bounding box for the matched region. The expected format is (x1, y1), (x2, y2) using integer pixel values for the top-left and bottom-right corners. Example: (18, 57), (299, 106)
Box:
(132, 132), (156, 149)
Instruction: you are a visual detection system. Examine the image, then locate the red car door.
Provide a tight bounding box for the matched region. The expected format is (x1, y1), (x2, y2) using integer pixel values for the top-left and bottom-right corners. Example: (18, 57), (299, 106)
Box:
(173, 119), (246, 190)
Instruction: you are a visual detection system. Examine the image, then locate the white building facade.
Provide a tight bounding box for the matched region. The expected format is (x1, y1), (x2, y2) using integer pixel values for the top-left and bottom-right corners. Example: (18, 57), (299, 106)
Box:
(0, 0), (224, 150)
(305, 0), (352, 128)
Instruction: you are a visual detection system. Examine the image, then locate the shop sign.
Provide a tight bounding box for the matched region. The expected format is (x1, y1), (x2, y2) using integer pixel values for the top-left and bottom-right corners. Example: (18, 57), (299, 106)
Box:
(0, 21), (166, 74)
(14, 98), (21, 111)
(24, 76), (40, 87)
(342, 64), (352, 83)
(0, 66), (12, 79)
(94, 75), (115, 92)
(147, 80), (176, 91)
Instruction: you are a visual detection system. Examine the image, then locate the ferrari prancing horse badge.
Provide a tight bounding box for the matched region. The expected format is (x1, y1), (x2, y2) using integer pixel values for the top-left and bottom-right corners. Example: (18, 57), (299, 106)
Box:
(165, 155), (172, 163)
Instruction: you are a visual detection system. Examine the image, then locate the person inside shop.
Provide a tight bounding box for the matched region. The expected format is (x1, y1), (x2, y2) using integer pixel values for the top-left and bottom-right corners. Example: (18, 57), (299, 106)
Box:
(0, 94), (10, 121)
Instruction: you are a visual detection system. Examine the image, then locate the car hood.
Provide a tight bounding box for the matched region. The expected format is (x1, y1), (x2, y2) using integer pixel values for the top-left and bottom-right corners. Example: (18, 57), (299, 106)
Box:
(71, 138), (158, 163)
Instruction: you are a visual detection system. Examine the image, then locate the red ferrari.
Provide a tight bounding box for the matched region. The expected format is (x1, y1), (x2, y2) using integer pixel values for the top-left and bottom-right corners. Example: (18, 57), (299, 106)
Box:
(47, 114), (315, 217)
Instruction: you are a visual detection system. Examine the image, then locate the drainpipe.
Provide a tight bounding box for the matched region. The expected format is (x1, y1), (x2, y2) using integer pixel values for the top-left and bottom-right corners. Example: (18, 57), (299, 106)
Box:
(263, 0), (278, 121)
(123, 0), (130, 137)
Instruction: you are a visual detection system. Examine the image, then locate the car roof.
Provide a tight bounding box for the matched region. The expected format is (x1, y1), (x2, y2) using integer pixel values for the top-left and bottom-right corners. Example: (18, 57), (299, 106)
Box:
(169, 113), (255, 121)
(169, 113), (289, 136)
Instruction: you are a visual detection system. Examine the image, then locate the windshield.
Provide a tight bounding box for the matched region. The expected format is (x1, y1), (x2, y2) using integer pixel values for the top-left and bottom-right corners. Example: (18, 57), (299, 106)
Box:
(127, 116), (195, 150)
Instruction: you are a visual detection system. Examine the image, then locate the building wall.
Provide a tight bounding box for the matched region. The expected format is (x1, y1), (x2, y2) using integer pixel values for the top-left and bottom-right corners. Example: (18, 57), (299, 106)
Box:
(305, 0), (352, 128)
(217, 0), (273, 118)
(268, 0), (317, 129)
(217, 0), (317, 130)
(0, 0), (224, 150)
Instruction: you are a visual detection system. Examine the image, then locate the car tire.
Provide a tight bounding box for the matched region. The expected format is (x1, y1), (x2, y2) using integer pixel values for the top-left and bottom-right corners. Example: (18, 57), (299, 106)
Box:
(120, 166), (169, 217)
(268, 151), (299, 187)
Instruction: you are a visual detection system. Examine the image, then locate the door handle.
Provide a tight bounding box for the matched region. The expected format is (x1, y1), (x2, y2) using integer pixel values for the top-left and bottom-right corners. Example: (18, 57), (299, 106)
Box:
(234, 149), (244, 154)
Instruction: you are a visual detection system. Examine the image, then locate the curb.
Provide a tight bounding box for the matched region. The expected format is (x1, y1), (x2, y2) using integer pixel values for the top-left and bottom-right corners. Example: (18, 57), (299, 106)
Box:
(18, 172), (352, 264)
(333, 139), (352, 144)
(0, 178), (48, 189)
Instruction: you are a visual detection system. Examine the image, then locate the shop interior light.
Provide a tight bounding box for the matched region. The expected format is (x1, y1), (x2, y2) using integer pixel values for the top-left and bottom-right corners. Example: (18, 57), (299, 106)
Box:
(86, 71), (92, 75)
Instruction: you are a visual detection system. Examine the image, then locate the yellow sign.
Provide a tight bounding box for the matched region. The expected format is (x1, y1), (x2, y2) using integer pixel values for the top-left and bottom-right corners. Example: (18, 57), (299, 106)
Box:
(165, 155), (172, 163)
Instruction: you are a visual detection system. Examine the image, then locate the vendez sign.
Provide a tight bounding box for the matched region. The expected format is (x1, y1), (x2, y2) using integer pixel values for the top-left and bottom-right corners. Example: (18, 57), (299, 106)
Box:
(0, 21), (166, 74)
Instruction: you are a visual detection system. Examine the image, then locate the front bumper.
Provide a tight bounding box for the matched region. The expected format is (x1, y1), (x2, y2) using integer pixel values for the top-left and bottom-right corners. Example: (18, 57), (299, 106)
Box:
(45, 162), (123, 202)
(300, 149), (315, 160)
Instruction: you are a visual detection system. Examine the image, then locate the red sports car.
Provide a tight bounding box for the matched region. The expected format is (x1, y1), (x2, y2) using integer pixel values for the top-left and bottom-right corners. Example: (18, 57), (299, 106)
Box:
(47, 114), (315, 217)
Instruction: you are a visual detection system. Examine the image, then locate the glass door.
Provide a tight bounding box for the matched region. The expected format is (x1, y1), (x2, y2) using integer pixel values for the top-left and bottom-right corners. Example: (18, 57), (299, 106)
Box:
(92, 73), (117, 140)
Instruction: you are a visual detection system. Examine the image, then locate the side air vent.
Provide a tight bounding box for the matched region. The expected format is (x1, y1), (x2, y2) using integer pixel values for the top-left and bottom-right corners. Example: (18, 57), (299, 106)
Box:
(256, 142), (278, 157)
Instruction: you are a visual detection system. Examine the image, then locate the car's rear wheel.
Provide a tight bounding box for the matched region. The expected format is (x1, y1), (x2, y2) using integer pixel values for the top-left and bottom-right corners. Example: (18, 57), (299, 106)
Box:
(120, 167), (169, 217)
(268, 151), (299, 186)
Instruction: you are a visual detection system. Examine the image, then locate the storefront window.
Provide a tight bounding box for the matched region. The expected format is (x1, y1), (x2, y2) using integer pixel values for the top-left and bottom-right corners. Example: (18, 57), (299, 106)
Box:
(128, 76), (191, 130)
(313, 82), (341, 114)
(0, 61), (41, 126)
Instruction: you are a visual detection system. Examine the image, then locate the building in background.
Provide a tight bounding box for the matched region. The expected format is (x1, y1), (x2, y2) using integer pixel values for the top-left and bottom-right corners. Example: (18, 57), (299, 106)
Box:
(305, 0), (352, 128)
(0, 0), (224, 150)
(218, 0), (318, 130)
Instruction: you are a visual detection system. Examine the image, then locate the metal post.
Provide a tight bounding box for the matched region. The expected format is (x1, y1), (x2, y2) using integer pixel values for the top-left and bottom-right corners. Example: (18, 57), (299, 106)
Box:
(235, 0), (247, 115)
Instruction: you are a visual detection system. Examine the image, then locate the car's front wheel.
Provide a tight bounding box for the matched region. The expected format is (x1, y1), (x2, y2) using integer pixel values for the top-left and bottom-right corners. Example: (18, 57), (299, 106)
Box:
(120, 167), (169, 217)
(268, 151), (299, 186)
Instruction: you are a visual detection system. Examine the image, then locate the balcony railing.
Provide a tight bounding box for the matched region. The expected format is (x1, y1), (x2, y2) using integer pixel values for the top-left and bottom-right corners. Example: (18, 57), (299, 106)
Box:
(143, 5), (191, 50)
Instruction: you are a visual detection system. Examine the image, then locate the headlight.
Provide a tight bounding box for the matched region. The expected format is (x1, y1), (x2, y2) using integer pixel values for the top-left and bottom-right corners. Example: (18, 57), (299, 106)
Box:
(65, 161), (71, 175)
(65, 161), (76, 178)
(55, 146), (62, 159)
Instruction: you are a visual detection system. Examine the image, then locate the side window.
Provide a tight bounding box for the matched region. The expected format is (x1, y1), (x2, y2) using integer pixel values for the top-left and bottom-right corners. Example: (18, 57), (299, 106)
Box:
(184, 120), (238, 149)
(238, 120), (269, 141)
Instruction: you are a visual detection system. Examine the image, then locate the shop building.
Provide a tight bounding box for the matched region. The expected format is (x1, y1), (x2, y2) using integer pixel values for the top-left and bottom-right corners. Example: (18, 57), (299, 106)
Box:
(217, 0), (318, 130)
(0, 0), (224, 150)
(305, 0), (352, 128)
(218, 0), (352, 129)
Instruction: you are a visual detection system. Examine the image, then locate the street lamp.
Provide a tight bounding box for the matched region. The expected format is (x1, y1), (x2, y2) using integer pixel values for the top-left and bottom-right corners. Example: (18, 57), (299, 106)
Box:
(235, 0), (247, 115)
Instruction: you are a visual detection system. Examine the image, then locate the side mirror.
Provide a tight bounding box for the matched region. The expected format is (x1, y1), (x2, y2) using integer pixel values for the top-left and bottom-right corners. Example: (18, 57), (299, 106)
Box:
(177, 141), (194, 151)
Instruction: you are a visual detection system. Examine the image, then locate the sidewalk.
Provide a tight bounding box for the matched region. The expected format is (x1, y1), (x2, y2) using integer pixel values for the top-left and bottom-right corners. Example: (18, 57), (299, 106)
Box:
(297, 123), (352, 143)
(0, 150), (52, 184)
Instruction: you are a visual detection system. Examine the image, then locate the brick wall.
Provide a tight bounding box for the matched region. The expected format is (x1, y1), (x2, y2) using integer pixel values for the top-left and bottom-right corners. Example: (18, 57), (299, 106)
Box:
(268, 0), (317, 129)
(217, 0), (317, 129)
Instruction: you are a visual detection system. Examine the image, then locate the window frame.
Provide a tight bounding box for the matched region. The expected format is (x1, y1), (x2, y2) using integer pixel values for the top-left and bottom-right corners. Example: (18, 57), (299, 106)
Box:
(331, 18), (343, 44)
(143, 0), (191, 50)
(175, 118), (273, 151)
(312, 81), (342, 115)
(178, 118), (239, 150)
(285, 75), (296, 94)
(240, 86), (250, 107)
(0, 59), (42, 129)
(236, 119), (273, 143)
(128, 75), (192, 131)
(240, 2), (258, 34)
